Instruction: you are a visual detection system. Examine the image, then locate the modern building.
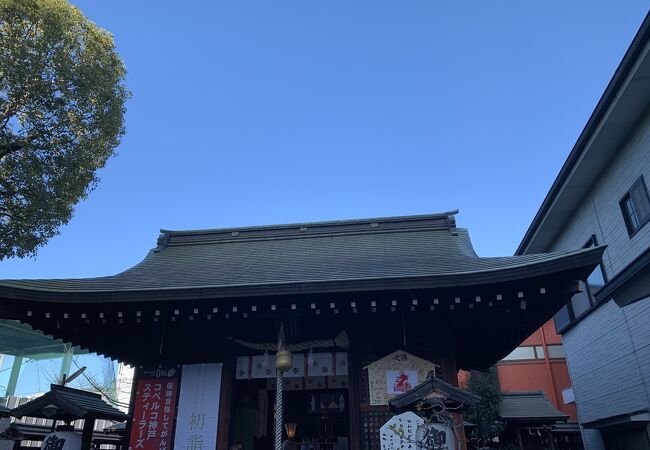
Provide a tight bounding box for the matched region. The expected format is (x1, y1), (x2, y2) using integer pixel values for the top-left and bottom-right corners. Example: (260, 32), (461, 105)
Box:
(517, 12), (650, 450)
(0, 212), (602, 450)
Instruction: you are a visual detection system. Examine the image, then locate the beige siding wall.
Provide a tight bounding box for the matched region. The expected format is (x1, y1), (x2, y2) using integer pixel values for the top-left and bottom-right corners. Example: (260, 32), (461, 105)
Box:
(547, 108), (650, 450)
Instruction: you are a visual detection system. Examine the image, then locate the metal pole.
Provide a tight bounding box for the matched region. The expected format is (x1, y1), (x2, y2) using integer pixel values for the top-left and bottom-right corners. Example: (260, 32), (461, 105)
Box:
(275, 368), (284, 450)
(539, 325), (560, 408)
(60, 344), (73, 383)
(6, 356), (23, 397)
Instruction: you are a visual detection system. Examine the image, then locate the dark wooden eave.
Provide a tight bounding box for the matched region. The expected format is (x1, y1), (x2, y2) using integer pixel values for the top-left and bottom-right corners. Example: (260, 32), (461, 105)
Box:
(10, 384), (128, 422)
(0, 212), (606, 369)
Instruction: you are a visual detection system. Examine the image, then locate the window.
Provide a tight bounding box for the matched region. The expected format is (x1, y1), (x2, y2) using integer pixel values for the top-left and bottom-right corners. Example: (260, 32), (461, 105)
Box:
(501, 345), (562, 362)
(547, 344), (565, 359)
(502, 346), (536, 361)
(554, 235), (608, 333)
(562, 387), (575, 404)
(620, 177), (650, 237)
(502, 346), (545, 361)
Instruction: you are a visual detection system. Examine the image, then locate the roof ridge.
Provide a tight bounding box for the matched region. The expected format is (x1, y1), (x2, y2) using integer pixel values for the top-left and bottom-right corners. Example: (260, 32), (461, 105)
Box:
(155, 211), (459, 251)
(51, 384), (102, 398)
(160, 211), (458, 236)
(160, 226), (461, 249)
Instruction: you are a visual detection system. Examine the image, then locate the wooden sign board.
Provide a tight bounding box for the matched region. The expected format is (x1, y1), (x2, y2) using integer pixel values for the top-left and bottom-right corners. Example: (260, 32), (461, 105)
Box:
(365, 350), (438, 406)
(379, 411), (423, 450)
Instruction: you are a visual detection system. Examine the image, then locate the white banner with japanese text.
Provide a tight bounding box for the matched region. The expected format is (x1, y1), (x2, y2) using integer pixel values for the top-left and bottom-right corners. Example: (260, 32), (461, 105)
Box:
(173, 363), (223, 450)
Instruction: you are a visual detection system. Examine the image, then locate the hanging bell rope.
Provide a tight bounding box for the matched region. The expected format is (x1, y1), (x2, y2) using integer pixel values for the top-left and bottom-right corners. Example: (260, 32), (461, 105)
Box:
(226, 330), (350, 351)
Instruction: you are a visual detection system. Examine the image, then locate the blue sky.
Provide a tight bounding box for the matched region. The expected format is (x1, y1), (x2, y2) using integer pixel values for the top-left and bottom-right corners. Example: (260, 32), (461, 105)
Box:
(1, 2), (648, 279)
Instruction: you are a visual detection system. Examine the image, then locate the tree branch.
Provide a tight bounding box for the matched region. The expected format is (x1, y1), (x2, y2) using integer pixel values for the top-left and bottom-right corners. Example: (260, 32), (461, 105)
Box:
(0, 89), (31, 129)
(0, 134), (36, 159)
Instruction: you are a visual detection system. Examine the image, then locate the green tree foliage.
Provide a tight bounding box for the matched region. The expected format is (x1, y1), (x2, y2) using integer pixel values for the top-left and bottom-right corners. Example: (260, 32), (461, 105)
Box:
(465, 367), (505, 448)
(0, 0), (129, 259)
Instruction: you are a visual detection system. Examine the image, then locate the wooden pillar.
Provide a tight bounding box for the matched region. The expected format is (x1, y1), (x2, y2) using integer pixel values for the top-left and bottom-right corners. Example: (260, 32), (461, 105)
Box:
(217, 358), (235, 450)
(81, 418), (95, 450)
(516, 428), (524, 450)
(348, 351), (362, 450)
(547, 428), (556, 450)
(449, 412), (466, 450)
(442, 351), (458, 386)
(442, 352), (468, 450)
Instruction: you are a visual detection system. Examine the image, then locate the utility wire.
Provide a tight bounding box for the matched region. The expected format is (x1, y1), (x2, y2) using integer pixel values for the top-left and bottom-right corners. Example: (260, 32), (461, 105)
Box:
(70, 357), (131, 408)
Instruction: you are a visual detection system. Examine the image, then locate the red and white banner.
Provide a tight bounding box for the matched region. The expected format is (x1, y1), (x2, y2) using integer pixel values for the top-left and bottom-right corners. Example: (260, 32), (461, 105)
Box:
(129, 370), (179, 450)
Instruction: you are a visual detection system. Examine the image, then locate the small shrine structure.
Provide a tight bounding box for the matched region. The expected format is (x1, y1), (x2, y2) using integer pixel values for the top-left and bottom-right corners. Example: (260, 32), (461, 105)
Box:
(5, 384), (128, 450)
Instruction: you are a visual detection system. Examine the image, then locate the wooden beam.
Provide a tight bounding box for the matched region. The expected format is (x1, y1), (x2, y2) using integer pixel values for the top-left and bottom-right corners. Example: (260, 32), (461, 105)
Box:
(348, 350), (362, 450)
(81, 418), (95, 450)
(217, 358), (235, 450)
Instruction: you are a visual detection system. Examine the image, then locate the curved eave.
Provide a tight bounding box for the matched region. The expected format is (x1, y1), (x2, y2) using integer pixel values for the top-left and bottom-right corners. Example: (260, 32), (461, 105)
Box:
(0, 246), (605, 304)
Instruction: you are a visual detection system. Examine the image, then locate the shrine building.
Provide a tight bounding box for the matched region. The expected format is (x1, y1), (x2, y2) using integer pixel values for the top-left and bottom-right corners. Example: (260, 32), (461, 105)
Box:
(0, 212), (604, 450)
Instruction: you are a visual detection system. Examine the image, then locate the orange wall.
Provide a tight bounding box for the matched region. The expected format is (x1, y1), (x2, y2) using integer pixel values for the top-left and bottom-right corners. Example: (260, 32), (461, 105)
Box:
(497, 319), (577, 421)
(458, 320), (577, 421)
(497, 360), (577, 420)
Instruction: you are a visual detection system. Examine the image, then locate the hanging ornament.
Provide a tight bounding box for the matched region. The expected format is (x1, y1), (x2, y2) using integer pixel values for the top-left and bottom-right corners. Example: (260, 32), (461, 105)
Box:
(263, 348), (270, 369)
(307, 348), (314, 367)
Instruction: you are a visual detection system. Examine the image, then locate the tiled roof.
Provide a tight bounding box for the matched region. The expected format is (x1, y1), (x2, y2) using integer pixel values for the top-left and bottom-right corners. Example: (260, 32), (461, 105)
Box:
(10, 385), (128, 422)
(389, 372), (481, 412)
(499, 391), (568, 423)
(0, 212), (604, 301)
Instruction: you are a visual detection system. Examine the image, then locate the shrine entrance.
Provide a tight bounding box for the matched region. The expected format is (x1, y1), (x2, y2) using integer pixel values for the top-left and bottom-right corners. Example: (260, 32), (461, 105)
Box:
(230, 353), (351, 450)
(282, 389), (350, 450)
